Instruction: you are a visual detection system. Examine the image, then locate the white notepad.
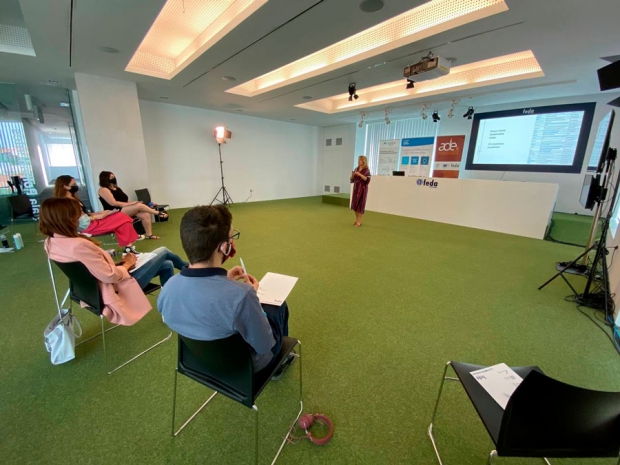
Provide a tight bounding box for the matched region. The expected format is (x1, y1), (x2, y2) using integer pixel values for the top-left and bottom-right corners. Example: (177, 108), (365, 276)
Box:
(470, 363), (523, 409)
(128, 252), (156, 273)
(257, 272), (298, 306)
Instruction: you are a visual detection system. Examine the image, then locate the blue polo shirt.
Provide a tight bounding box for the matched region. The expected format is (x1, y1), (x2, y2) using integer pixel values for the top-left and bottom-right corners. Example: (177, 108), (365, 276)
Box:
(157, 267), (276, 372)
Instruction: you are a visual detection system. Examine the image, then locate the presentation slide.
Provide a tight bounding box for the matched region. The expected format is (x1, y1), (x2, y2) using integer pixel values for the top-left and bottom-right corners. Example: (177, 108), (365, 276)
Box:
(465, 103), (595, 174)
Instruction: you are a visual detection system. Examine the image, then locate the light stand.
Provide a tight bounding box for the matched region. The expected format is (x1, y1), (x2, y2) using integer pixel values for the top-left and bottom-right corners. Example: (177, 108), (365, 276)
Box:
(210, 126), (233, 206)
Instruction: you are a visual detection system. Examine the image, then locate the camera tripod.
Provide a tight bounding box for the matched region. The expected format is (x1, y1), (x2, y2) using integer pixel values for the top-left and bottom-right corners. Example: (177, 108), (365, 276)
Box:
(210, 143), (233, 206)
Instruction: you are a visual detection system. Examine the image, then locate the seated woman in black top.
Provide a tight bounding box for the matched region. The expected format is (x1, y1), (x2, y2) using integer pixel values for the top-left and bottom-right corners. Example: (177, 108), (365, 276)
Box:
(98, 171), (167, 239)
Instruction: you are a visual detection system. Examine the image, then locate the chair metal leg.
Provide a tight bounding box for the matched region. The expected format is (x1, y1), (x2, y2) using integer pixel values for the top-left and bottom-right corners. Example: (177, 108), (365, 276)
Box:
(428, 362), (461, 465)
(107, 331), (173, 375)
(488, 450), (497, 465)
(171, 370), (218, 438)
(270, 341), (304, 465)
(542, 459), (551, 465)
(253, 405), (259, 465)
(101, 315), (108, 369)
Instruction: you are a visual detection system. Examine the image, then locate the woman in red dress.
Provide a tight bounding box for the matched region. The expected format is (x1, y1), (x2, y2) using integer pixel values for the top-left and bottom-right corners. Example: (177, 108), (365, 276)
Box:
(53, 175), (140, 253)
(350, 155), (371, 227)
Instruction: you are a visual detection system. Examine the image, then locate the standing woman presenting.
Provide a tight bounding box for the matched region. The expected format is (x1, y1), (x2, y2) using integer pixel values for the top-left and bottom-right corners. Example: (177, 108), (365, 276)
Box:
(350, 155), (371, 227)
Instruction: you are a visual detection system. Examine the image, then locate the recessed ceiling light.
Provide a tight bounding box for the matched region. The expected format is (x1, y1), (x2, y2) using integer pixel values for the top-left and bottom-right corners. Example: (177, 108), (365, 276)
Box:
(99, 46), (120, 54)
(222, 76), (237, 81)
(290, 118), (296, 121)
(236, 109), (244, 112)
(359, 0), (385, 13)
(228, 0), (508, 97)
(296, 50), (544, 114)
(46, 80), (59, 86)
(160, 96), (169, 99)
(126, 0), (268, 80)
(302, 96), (313, 100)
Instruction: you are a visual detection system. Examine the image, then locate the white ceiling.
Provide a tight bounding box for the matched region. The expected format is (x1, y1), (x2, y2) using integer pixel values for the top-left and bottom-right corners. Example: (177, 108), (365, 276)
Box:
(1, 0), (619, 126)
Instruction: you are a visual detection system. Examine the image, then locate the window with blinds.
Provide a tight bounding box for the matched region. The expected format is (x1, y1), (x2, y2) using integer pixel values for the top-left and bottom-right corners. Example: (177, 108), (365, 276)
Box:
(363, 118), (438, 174)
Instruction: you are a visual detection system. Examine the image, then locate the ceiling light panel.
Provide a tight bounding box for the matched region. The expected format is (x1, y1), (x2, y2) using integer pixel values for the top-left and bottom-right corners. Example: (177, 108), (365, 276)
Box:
(126, 0), (268, 79)
(227, 0), (508, 97)
(297, 51), (544, 114)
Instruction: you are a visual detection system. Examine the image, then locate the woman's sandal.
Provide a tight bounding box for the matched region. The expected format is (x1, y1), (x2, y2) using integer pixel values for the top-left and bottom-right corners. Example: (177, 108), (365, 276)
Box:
(157, 211), (169, 219)
(145, 235), (160, 240)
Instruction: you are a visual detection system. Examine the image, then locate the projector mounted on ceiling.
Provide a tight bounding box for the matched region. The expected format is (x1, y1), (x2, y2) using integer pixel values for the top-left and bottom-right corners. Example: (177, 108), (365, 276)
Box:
(403, 54), (451, 84)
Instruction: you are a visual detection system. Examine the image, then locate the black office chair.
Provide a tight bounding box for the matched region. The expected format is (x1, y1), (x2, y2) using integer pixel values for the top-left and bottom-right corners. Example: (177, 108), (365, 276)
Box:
(172, 333), (303, 464)
(8, 194), (37, 234)
(135, 188), (168, 209)
(47, 259), (171, 374)
(428, 361), (620, 465)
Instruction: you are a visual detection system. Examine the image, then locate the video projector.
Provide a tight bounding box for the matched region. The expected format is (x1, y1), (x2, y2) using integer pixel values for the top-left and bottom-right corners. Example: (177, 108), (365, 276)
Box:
(403, 56), (450, 83)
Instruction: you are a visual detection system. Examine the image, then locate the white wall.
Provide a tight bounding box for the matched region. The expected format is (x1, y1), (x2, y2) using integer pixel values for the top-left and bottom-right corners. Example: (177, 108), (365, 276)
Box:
(139, 100), (320, 208)
(74, 73), (149, 205)
(439, 93), (620, 214)
(319, 124), (357, 194)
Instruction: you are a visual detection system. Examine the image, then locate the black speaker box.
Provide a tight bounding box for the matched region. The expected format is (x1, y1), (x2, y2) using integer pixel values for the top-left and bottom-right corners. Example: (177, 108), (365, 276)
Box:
(598, 60), (620, 91)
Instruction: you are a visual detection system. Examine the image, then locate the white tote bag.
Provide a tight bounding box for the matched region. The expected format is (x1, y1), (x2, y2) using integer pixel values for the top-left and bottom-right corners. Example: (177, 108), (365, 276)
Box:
(44, 259), (83, 365)
(44, 309), (82, 365)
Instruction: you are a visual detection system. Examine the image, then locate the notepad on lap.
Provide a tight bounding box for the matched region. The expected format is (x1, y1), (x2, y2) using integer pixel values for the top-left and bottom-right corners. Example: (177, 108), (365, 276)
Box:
(257, 272), (298, 306)
(470, 363), (523, 409)
(129, 252), (156, 273)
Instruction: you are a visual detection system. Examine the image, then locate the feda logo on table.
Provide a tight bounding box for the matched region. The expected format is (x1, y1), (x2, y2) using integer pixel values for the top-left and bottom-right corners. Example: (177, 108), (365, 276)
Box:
(416, 178), (438, 188)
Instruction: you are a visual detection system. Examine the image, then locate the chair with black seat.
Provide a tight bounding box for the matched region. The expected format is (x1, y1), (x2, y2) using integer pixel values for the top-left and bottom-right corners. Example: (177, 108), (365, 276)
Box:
(172, 333), (303, 464)
(47, 259), (171, 375)
(428, 361), (620, 465)
(8, 194), (37, 234)
(135, 188), (168, 223)
(135, 188), (168, 209)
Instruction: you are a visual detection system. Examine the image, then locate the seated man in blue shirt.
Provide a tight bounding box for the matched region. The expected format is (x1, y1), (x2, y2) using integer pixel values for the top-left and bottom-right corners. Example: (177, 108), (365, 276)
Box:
(157, 205), (292, 374)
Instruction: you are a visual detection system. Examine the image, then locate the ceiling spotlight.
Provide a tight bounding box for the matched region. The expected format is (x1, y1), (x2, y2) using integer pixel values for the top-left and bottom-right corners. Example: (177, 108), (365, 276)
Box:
(420, 104), (430, 120)
(384, 108), (391, 125)
(348, 83), (359, 101)
(358, 112), (368, 128)
(432, 110), (441, 123)
(406, 81), (414, 90)
(463, 106), (475, 119)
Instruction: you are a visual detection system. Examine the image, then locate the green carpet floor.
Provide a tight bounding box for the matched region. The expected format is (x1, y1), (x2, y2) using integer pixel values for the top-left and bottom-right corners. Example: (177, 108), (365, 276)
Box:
(1, 197), (619, 465)
(546, 212), (596, 247)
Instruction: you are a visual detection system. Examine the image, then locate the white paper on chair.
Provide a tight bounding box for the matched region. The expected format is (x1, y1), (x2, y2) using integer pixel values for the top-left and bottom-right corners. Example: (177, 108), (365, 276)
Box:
(470, 363), (523, 409)
(129, 252), (156, 273)
(257, 272), (298, 306)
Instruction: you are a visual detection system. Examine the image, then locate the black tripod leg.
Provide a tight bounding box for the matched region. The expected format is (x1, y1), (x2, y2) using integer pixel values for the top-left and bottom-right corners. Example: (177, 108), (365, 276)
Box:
(538, 246), (594, 291)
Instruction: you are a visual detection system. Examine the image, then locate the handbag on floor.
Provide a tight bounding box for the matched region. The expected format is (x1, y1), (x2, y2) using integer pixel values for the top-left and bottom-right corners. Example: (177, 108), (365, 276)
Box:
(44, 259), (82, 365)
(44, 309), (82, 365)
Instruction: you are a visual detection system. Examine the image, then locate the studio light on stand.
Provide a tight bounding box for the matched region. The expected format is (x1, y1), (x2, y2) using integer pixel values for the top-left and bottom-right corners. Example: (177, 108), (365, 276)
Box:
(210, 125), (234, 206)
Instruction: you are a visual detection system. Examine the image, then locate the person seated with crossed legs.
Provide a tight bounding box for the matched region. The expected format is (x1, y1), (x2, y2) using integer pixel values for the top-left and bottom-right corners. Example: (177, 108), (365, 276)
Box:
(157, 205), (295, 378)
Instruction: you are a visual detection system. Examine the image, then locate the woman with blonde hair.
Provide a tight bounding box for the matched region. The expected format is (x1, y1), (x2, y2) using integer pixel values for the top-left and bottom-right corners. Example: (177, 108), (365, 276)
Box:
(350, 155), (371, 227)
(54, 175), (140, 254)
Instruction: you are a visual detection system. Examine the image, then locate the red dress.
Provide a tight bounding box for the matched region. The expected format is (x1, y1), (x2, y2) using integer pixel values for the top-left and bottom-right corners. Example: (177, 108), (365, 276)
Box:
(83, 212), (138, 247)
(350, 167), (371, 214)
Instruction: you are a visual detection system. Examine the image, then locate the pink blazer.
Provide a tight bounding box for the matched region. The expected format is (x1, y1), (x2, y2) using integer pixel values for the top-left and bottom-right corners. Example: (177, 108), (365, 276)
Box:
(45, 235), (151, 326)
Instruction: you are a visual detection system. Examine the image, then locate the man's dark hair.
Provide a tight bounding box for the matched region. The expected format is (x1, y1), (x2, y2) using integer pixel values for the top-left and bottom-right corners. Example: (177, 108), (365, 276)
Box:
(180, 205), (232, 264)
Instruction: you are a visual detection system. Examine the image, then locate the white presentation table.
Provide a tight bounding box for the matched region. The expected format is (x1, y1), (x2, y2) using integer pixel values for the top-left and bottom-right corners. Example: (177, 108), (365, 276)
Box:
(362, 176), (558, 239)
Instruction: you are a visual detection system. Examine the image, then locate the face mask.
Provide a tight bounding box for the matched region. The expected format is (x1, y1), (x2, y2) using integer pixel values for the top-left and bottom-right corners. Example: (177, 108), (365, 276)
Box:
(77, 213), (91, 232)
(109, 177), (117, 185)
(69, 185), (79, 194)
(221, 239), (237, 264)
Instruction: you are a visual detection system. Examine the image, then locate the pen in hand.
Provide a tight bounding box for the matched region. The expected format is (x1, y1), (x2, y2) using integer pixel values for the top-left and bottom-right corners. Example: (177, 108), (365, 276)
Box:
(240, 258), (247, 276)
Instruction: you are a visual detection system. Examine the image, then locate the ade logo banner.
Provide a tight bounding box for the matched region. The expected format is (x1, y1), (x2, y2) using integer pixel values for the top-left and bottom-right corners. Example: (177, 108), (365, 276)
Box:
(416, 178), (438, 188)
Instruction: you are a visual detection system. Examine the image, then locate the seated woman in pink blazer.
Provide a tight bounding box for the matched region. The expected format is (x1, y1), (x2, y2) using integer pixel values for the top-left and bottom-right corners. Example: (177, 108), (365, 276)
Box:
(40, 197), (187, 326)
